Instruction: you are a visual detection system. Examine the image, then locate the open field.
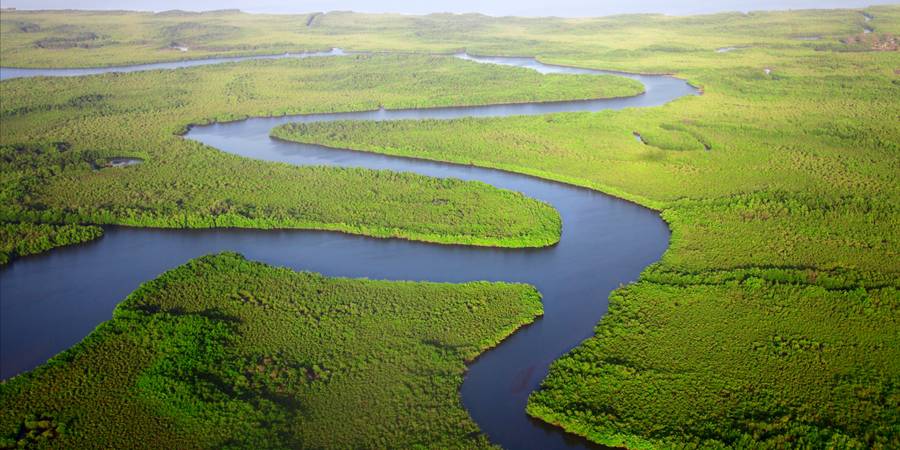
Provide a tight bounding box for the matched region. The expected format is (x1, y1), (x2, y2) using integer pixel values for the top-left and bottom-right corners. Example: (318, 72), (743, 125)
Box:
(0, 54), (647, 262)
(1, 6), (898, 449)
(0, 253), (542, 448)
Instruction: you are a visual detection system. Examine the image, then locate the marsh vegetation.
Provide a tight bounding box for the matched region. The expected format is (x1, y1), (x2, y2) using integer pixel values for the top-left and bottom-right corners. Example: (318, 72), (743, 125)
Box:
(1, 5), (898, 449)
(0, 54), (645, 260)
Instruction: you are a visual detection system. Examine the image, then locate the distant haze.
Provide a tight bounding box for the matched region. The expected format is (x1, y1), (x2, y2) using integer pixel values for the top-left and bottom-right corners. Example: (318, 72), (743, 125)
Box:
(4, 0), (899, 16)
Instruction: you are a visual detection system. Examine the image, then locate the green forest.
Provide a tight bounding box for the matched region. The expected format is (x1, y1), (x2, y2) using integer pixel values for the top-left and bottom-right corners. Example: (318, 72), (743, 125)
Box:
(1, 5), (898, 449)
(0, 253), (542, 449)
(0, 222), (102, 264)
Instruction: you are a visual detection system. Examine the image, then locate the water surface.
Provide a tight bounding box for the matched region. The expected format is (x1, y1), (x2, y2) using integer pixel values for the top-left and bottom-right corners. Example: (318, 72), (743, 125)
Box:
(0, 49), (345, 80)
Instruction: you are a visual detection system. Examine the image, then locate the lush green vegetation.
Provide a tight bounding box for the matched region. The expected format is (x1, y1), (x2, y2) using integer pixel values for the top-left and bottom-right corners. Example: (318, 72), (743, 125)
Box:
(0, 54), (648, 252)
(0, 252), (542, 448)
(528, 279), (898, 449)
(0, 222), (102, 264)
(264, 7), (900, 449)
(1, 7), (896, 68)
(2, 6), (898, 448)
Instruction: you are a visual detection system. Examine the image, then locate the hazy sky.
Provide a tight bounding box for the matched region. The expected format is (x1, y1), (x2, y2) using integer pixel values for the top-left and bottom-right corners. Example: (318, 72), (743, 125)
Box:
(4, 0), (899, 16)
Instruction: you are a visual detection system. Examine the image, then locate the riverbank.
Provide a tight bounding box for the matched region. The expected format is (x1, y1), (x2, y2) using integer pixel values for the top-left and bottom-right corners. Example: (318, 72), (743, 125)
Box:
(0, 53), (646, 255)
(0, 253), (543, 449)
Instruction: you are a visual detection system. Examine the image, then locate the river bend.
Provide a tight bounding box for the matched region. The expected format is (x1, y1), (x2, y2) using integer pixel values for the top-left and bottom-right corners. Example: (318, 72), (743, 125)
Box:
(0, 50), (699, 449)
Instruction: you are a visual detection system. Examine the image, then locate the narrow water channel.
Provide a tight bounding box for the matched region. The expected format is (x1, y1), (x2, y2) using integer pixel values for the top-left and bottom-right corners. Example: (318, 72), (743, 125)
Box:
(0, 51), (699, 449)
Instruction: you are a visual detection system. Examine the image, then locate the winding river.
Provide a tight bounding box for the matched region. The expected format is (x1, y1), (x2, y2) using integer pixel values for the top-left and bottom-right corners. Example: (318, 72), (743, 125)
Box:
(0, 50), (698, 449)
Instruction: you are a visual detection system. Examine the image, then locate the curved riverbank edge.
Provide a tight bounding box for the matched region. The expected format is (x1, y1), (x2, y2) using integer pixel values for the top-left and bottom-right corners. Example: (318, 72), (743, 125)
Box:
(268, 132), (667, 212)
(524, 405), (643, 450)
(173, 84), (652, 136)
(183, 57), (695, 447)
(0, 223), (105, 266)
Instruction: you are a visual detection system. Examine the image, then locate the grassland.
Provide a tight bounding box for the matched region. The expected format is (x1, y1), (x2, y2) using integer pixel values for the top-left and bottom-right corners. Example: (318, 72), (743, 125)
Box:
(0, 253), (542, 448)
(1, 6), (899, 449)
(0, 54), (648, 262)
